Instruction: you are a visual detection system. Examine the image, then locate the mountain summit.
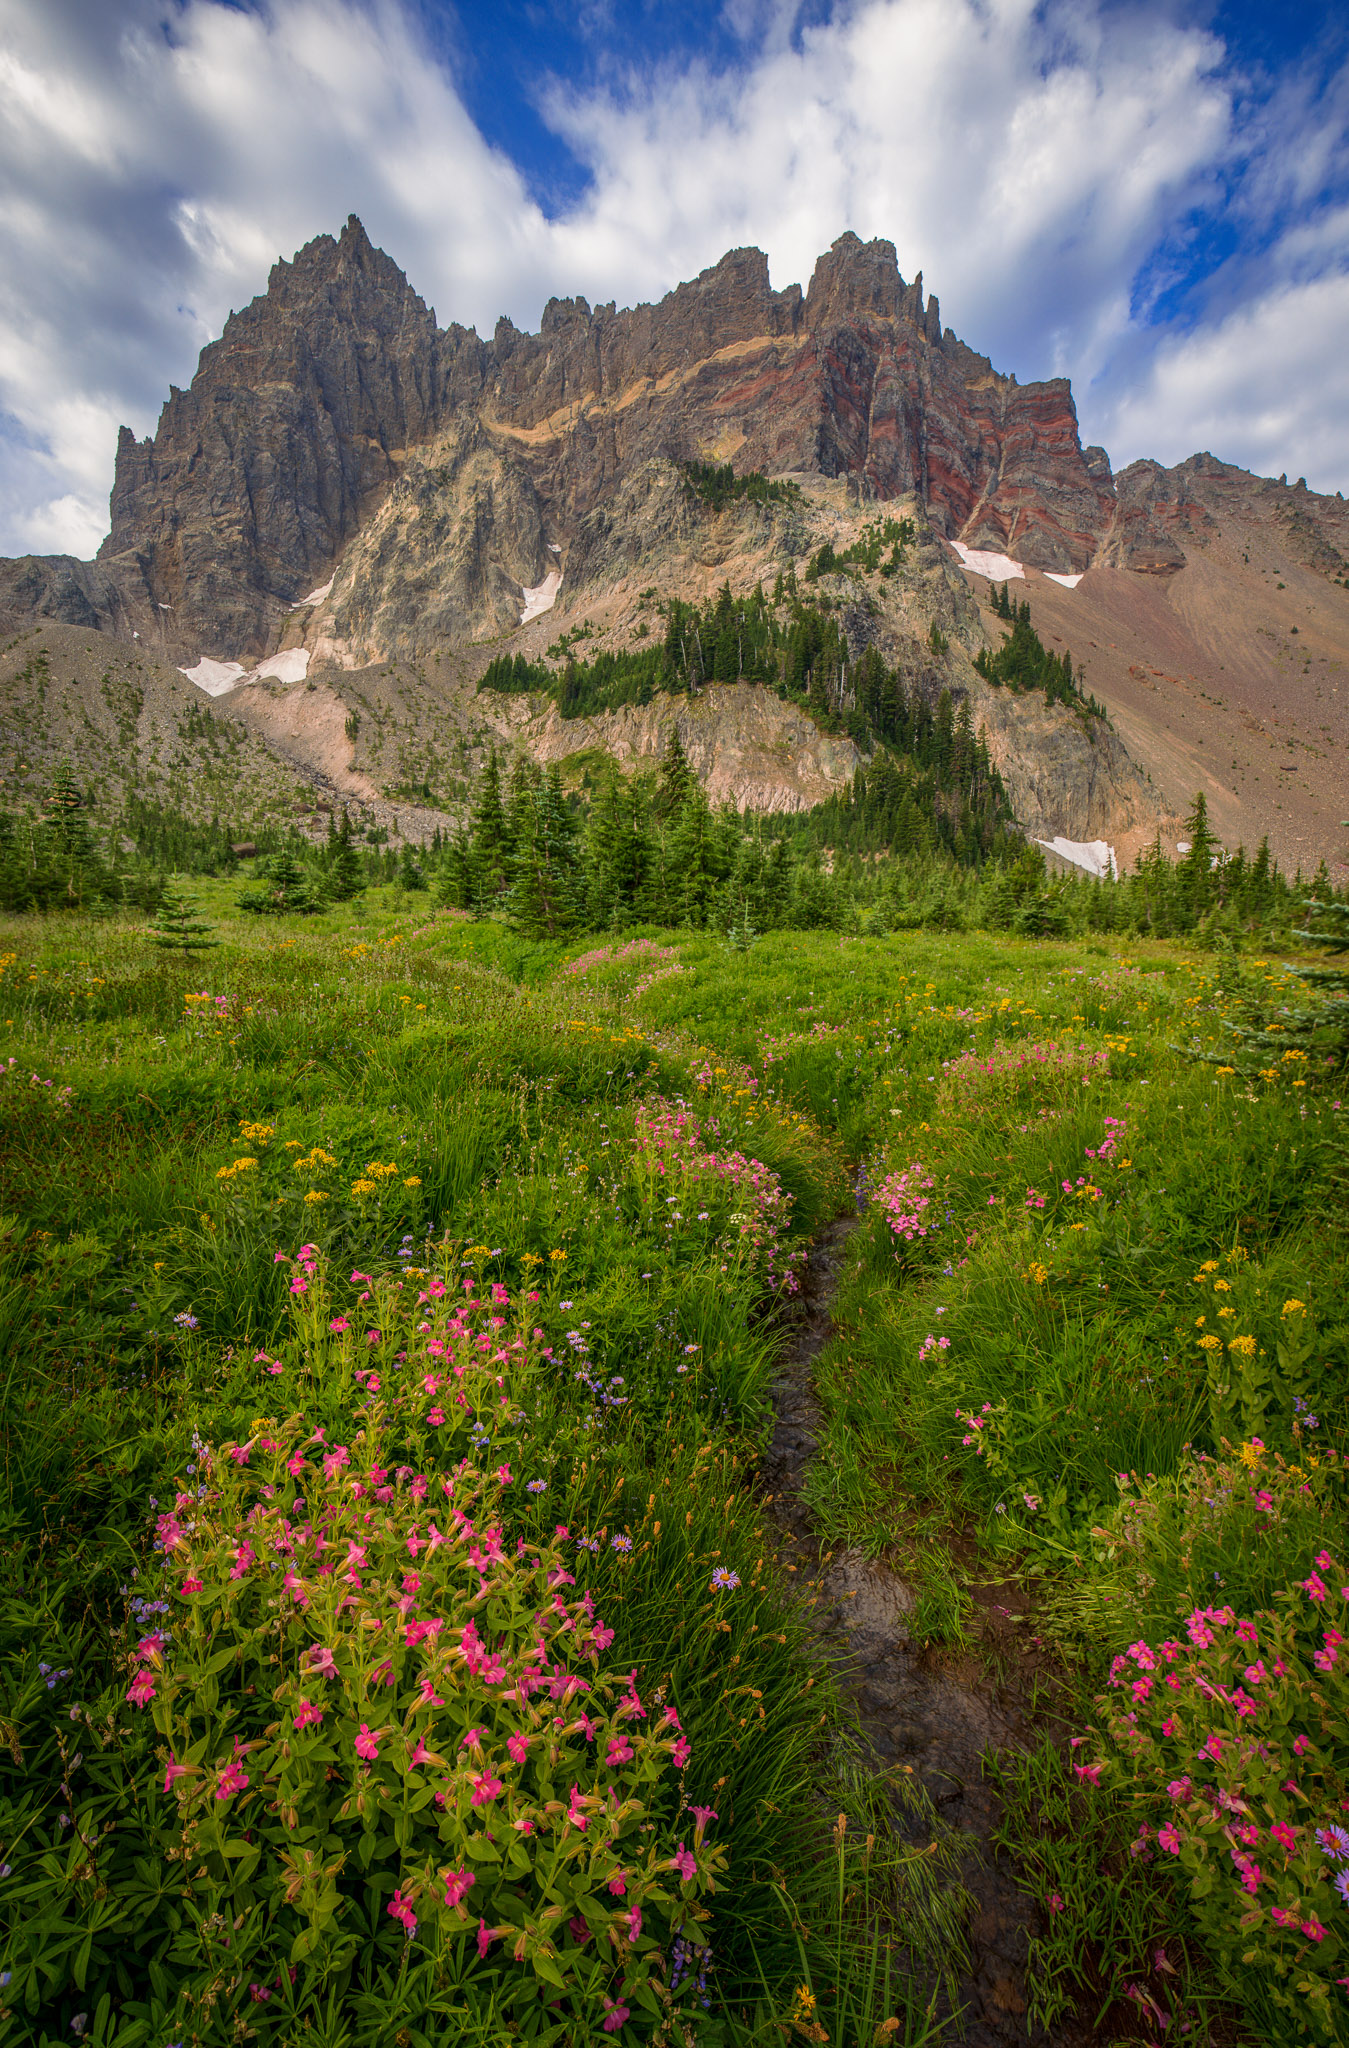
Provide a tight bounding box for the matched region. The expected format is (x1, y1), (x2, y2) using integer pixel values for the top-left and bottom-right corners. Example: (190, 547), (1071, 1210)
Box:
(1, 221), (1346, 873)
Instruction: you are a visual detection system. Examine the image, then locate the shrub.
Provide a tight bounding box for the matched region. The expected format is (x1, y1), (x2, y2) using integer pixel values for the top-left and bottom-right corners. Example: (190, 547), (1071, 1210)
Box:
(1093, 1549), (1349, 2040)
(0, 1251), (723, 2042)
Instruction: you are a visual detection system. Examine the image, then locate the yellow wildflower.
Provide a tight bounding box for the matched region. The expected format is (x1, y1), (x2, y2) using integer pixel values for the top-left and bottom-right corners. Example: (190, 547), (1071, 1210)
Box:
(403, 1176), (421, 1189)
(351, 1179), (377, 1196)
(304, 1190), (328, 1205)
(1283, 1299), (1306, 1317)
(1197, 1334), (1223, 1350)
(1227, 1335), (1257, 1356)
(1213, 1279), (1231, 1293)
(549, 1249), (567, 1263)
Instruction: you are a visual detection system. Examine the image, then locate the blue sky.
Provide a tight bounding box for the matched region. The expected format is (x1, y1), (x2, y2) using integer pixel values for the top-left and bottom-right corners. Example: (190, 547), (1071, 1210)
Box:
(2, 0), (1348, 556)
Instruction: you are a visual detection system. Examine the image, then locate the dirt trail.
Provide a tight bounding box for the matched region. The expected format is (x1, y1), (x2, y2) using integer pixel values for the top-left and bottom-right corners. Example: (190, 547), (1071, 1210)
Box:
(761, 1215), (1092, 2046)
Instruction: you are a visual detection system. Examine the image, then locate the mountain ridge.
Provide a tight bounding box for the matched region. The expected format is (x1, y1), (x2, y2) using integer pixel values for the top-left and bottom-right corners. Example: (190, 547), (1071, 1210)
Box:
(1, 218), (1346, 875)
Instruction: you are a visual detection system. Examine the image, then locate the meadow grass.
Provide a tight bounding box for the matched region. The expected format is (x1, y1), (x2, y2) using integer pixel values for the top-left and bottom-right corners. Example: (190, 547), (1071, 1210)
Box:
(0, 893), (1345, 2041)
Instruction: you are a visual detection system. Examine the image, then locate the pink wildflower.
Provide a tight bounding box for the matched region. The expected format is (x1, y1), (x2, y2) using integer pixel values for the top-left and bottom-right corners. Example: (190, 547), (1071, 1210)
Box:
(354, 1724), (381, 1762)
(126, 1670), (156, 1709)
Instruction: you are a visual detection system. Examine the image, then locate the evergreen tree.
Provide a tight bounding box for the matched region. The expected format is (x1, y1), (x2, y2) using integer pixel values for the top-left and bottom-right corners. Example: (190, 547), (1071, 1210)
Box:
(655, 729), (694, 819)
(507, 768), (582, 938)
(148, 886), (218, 954)
(238, 847), (322, 916)
(472, 748), (512, 902)
(327, 810), (364, 902)
(1179, 791), (1221, 918)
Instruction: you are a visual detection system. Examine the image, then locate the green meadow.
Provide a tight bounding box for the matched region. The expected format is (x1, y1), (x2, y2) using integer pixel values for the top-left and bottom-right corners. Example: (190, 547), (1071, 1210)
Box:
(1, 887), (1346, 2044)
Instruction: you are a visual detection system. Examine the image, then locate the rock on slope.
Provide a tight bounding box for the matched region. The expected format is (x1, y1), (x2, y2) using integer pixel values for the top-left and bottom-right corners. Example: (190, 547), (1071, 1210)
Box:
(0, 219), (1345, 865)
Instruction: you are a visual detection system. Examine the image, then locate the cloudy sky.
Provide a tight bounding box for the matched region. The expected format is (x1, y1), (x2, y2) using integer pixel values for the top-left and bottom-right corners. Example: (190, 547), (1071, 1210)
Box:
(2, 0), (1347, 557)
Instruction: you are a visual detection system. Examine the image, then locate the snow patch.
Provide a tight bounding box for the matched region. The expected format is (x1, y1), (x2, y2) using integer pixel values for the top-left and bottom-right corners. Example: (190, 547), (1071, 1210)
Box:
(253, 648), (311, 684)
(302, 577), (334, 605)
(949, 539), (1025, 581)
(181, 657), (247, 697)
(1037, 836), (1118, 880)
(520, 568), (562, 625)
(547, 542), (561, 554)
(1044, 571), (1083, 589)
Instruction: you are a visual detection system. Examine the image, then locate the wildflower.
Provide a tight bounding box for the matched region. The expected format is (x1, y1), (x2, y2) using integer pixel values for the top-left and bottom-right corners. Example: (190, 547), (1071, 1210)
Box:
(612, 1534), (632, 1553)
(293, 1698), (323, 1731)
(1317, 1826), (1349, 1862)
(163, 1758), (191, 1793)
(442, 1867), (475, 1912)
(671, 1843), (697, 1881)
(302, 1644), (339, 1681)
(1073, 1763), (1103, 1787)
(216, 1761), (249, 1800)
(388, 1889), (416, 1935)
(709, 1566), (740, 1591)
(126, 1670), (156, 1709)
(354, 1724), (381, 1762)
(507, 1731), (530, 1763)
(470, 1772), (503, 1805)
(526, 1479), (547, 1495)
(605, 1735), (634, 1767)
(1023, 1493), (1039, 1513)
(601, 1999), (630, 2033)
(690, 1803), (719, 1838)
(671, 1735), (691, 1767)
(1157, 1825), (1181, 1855)
(180, 1576), (203, 1596)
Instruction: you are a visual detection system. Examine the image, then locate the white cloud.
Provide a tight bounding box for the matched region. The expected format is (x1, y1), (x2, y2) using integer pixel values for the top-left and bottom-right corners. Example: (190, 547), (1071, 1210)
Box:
(1101, 268), (1349, 493)
(0, 0), (1345, 556)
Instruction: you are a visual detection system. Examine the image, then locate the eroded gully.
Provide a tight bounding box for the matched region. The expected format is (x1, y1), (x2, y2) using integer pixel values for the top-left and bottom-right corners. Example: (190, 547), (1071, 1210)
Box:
(759, 1215), (1093, 2048)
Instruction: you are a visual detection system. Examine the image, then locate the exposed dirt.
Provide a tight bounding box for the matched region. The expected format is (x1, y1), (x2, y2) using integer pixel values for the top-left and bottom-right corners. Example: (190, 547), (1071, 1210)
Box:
(761, 1215), (1093, 2046)
(978, 535), (1349, 880)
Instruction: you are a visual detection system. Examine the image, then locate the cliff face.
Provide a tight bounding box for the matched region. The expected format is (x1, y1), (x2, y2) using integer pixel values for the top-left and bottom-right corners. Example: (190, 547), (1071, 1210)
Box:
(27, 224), (1129, 659)
(7, 218), (1348, 864)
(97, 218), (449, 656)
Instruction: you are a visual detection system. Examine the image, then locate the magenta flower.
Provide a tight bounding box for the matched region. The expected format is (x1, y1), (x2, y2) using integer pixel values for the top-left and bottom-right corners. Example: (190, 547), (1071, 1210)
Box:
(605, 1736), (633, 1767)
(387, 1889), (417, 1935)
(126, 1670), (157, 1709)
(477, 1918), (496, 1959)
(601, 2000), (631, 2033)
(670, 1842), (697, 1882)
(216, 1761), (249, 1800)
(302, 1644), (338, 1681)
(690, 1803), (719, 1838)
(442, 1868), (474, 1912)
(163, 1758), (191, 1793)
(470, 1772), (503, 1806)
(180, 1575), (203, 1596)
(507, 1731), (530, 1763)
(671, 1735), (691, 1767)
(354, 1724), (381, 1762)
(293, 1698), (323, 1731)
(1157, 1824), (1181, 1855)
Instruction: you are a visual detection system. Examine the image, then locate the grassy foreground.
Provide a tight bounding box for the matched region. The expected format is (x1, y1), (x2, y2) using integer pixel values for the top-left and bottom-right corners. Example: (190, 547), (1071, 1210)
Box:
(0, 889), (1346, 2045)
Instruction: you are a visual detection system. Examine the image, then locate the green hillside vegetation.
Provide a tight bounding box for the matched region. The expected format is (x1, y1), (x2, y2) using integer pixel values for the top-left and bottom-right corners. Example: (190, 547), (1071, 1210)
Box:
(975, 584), (1107, 717)
(1, 890), (1346, 2042)
(803, 514), (915, 582)
(679, 461), (804, 511)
